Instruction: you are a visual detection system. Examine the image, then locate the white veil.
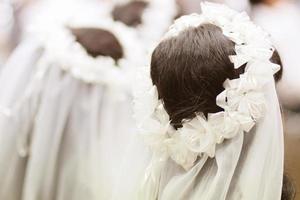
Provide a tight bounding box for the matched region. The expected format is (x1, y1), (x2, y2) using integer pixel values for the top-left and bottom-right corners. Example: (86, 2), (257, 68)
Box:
(158, 80), (284, 200)
(0, 64), (136, 200)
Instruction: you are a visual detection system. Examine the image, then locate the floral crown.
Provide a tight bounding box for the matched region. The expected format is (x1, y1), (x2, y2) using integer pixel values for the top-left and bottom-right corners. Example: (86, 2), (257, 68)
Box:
(134, 2), (280, 170)
(29, 18), (143, 90)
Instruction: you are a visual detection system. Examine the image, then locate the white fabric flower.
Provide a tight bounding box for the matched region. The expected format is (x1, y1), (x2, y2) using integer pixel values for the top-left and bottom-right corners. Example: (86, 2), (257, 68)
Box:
(246, 61), (280, 85)
(164, 14), (204, 38)
(140, 101), (171, 156)
(209, 111), (255, 142)
(201, 2), (238, 23)
(179, 115), (216, 158)
(141, 119), (170, 155)
(229, 45), (274, 69)
(217, 77), (266, 120)
(167, 132), (198, 171)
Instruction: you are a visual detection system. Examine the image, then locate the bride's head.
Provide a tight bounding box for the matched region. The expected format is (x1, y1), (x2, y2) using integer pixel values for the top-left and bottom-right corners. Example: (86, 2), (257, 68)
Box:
(150, 23), (282, 126)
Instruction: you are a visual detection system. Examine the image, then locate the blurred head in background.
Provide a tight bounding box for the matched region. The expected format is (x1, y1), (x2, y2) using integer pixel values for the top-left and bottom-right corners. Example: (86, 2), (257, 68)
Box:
(249, 0), (283, 6)
(112, 1), (148, 27)
(71, 28), (124, 61)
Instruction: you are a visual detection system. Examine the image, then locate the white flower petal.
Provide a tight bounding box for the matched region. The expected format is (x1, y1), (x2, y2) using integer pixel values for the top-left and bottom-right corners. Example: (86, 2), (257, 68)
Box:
(167, 133), (198, 170)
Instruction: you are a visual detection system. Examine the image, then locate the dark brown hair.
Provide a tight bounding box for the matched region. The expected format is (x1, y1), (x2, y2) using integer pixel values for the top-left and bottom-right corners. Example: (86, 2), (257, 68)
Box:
(249, 0), (265, 4)
(271, 49), (283, 82)
(151, 23), (282, 127)
(71, 28), (124, 61)
(112, 1), (148, 27)
(151, 24), (237, 126)
(282, 174), (296, 200)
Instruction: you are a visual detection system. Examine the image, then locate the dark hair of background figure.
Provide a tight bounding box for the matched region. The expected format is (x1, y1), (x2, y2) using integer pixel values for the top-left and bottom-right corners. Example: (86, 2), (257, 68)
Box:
(249, 0), (265, 5)
(150, 23), (291, 200)
(112, 1), (149, 27)
(71, 28), (124, 62)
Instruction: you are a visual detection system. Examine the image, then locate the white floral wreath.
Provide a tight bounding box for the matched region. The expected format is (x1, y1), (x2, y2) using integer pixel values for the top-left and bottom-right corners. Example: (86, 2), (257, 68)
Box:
(134, 2), (280, 171)
(29, 18), (143, 88)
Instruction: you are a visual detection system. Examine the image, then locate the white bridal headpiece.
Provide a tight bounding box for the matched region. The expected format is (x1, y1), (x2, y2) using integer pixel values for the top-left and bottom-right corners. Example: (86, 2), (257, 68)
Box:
(136, 1), (280, 171)
(131, 2), (284, 200)
(28, 19), (141, 88)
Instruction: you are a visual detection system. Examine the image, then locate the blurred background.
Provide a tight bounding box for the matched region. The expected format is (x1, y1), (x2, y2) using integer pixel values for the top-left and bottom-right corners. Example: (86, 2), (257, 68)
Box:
(0, 0), (299, 198)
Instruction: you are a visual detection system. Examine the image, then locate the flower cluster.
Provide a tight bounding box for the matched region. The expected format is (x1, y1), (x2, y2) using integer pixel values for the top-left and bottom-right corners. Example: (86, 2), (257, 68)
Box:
(135, 2), (280, 171)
